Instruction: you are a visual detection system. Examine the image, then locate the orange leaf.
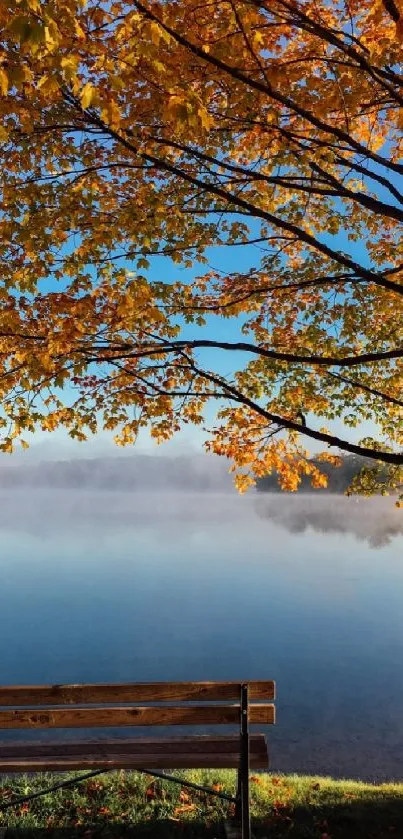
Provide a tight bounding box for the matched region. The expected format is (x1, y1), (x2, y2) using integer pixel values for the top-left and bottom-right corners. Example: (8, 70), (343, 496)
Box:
(174, 804), (196, 815)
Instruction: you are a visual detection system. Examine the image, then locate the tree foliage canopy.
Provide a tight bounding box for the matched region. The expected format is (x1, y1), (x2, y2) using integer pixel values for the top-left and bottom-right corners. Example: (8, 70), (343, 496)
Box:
(0, 0), (402, 495)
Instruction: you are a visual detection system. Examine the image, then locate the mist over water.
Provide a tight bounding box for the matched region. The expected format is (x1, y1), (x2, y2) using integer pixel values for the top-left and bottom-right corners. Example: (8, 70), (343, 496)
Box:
(1, 486), (403, 780)
(1, 487), (402, 547)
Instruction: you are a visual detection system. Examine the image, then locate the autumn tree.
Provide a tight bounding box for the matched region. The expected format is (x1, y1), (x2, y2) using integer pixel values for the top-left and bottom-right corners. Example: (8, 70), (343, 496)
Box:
(0, 0), (402, 495)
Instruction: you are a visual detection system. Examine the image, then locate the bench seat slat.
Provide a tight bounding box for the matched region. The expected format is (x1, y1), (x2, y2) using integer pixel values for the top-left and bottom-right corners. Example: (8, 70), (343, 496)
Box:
(0, 754), (267, 772)
(0, 705), (275, 729)
(0, 735), (267, 758)
(0, 681), (275, 706)
(0, 736), (269, 772)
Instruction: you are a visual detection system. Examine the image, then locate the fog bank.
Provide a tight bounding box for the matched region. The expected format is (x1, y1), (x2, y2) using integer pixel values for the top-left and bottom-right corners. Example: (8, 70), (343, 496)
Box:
(0, 488), (401, 548)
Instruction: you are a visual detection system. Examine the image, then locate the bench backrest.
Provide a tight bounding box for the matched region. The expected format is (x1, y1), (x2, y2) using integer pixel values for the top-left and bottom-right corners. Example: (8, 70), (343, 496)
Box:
(0, 681), (275, 730)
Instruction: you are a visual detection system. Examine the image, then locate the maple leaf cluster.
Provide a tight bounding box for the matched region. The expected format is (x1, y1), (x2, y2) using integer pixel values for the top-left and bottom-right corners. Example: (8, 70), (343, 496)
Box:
(0, 0), (402, 497)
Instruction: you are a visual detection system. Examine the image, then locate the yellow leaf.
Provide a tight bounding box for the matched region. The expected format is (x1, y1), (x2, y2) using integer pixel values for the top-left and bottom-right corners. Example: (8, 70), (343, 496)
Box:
(0, 69), (8, 96)
(101, 98), (121, 128)
(0, 125), (9, 142)
(198, 104), (212, 131)
(234, 473), (255, 493)
(44, 20), (60, 50)
(149, 21), (171, 45)
(149, 21), (163, 45)
(37, 74), (60, 96)
(80, 82), (97, 109)
(152, 59), (166, 74)
(61, 55), (79, 82)
(162, 95), (189, 129)
(74, 19), (86, 39)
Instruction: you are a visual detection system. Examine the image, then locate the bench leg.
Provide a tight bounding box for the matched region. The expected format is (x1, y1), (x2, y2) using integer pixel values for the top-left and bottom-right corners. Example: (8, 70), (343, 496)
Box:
(227, 765), (248, 839)
(240, 684), (251, 839)
(235, 767), (242, 823)
(228, 685), (251, 839)
(241, 772), (250, 839)
(234, 769), (251, 839)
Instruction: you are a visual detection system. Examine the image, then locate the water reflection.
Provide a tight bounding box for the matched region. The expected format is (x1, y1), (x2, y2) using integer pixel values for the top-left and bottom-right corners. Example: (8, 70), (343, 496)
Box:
(255, 494), (403, 548)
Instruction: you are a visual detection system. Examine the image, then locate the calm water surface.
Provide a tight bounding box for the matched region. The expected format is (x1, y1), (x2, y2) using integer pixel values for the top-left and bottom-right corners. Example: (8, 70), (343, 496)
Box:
(1, 489), (403, 781)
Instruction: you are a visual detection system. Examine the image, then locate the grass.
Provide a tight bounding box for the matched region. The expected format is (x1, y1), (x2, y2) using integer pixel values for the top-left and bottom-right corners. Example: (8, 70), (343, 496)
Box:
(1, 769), (403, 838)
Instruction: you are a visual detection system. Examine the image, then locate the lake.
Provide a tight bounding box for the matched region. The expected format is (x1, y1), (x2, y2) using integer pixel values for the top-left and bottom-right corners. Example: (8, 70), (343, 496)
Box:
(1, 489), (403, 781)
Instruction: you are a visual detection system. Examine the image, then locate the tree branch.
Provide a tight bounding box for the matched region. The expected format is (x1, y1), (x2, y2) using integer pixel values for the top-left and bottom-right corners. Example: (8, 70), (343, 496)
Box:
(184, 362), (403, 465)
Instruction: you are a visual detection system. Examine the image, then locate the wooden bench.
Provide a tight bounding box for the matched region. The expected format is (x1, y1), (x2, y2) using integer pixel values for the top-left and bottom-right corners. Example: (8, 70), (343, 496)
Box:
(0, 680), (276, 839)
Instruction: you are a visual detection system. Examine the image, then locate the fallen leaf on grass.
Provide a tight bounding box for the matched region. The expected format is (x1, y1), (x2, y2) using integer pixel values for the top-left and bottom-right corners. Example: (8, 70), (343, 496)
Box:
(86, 781), (103, 798)
(97, 806), (111, 816)
(212, 783), (223, 792)
(174, 804), (197, 816)
(273, 800), (288, 810)
(146, 782), (165, 800)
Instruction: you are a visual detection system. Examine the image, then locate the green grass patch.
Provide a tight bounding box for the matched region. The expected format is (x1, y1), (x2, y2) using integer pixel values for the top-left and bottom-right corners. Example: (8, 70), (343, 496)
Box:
(1, 770), (403, 838)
